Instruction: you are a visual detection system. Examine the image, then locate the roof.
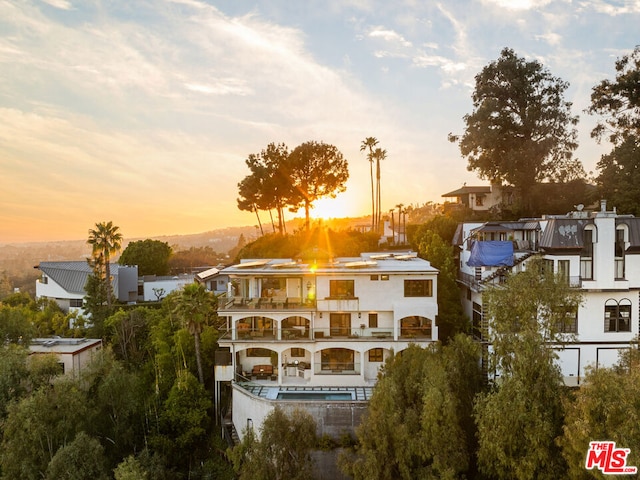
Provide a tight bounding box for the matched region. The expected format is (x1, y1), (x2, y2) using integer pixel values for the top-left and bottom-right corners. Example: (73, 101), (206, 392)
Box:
(222, 252), (437, 275)
(37, 261), (119, 294)
(29, 337), (102, 355)
(539, 218), (590, 250)
(442, 185), (491, 197)
(196, 267), (220, 281)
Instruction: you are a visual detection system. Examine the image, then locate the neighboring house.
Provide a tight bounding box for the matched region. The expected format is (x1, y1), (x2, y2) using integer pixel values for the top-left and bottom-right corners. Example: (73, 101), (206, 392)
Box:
(140, 273), (195, 301)
(454, 200), (640, 386)
(215, 252), (439, 440)
(29, 337), (102, 375)
(442, 182), (505, 212)
(195, 267), (230, 296)
(35, 261), (138, 315)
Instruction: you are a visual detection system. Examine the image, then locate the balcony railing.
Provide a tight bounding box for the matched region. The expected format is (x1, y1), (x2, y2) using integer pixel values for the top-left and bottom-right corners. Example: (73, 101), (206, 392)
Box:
(219, 295), (315, 311)
(218, 327), (434, 342)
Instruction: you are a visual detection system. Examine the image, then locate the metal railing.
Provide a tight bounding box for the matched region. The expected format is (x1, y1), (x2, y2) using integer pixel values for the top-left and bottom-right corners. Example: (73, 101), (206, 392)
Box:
(218, 327), (434, 341)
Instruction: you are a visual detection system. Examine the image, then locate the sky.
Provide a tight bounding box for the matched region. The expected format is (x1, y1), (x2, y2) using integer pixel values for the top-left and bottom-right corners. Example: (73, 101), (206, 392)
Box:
(1, 0), (639, 243)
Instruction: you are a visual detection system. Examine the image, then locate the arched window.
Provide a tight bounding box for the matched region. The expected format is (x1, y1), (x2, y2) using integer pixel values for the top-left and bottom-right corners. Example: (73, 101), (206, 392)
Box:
(604, 298), (632, 332)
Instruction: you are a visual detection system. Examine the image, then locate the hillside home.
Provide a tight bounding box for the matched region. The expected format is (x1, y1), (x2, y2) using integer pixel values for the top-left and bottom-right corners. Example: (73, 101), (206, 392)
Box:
(35, 261), (138, 315)
(454, 200), (640, 385)
(442, 183), (506, 212)
(29, 337), (102, 375)
(215, 252), (439, 440)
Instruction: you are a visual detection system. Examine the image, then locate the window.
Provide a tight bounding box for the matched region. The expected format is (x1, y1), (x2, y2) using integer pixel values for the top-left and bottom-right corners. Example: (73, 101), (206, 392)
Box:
(329, 280), (355, 298)
(41, 276), (48, 285)
(475, 194), (485, 207)
(369, 348), (383, 362)
(321, 348), (354, 371)
(558, 260), (570, 284)
(404, 279), (433, 297)
(380, 274), (389, 281)
(555, 306), (578, 333)
(370, 275), (379, 281)
(615, 228), (626, 279)
(70, 299), (83, 308)
(368, 313), (378, 328)
(604, 299), (632, 332)
(246, 348), (271, 357)
(330, 313), (351, 336)
(581, 227), (594, 280)
(291, 348), (305, 357)
(542, 259), (554, 275)
(472, 302), (483, 340)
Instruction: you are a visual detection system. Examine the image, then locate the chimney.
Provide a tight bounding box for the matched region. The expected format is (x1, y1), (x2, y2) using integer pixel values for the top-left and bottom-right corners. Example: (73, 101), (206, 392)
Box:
(600, 199), (607, 212)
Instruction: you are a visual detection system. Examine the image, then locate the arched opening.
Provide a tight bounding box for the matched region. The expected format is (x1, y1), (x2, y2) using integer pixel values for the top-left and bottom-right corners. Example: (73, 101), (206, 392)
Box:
(282, 315), (310, 339)
(400, 316), (432, 339)
(235, 316), (274, 339)
(319, 348), (356, 373)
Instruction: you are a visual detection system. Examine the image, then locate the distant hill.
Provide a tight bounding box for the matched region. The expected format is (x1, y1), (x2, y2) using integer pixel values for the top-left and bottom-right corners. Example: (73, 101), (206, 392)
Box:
(0, 216), (374, 296)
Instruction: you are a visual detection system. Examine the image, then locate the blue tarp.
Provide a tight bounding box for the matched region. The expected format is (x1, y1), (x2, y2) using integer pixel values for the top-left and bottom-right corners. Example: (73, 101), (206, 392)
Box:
(467, 241), (514, 267)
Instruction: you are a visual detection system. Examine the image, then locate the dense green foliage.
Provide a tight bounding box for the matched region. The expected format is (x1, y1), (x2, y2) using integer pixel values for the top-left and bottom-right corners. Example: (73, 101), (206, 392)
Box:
(229, 406), (317, 480)
(234, 227), (379, 262)
(475, 258), (582, 479)
(119, 239), (173, 276)
(0, 296), (233, 480)
(410, 215), (467, 340)
(341, 338), (483, 479)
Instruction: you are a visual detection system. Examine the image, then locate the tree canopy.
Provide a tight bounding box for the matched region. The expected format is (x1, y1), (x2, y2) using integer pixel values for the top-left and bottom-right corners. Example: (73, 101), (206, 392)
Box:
(119, 239), (172, 276)
(287, 141), (349, 229)
(238, 141), (348, 231)
(588, 47), (640, 215)
(450, 47), (583, 214)
(475, 257), (582, 479)
(588, 45), (640, 145)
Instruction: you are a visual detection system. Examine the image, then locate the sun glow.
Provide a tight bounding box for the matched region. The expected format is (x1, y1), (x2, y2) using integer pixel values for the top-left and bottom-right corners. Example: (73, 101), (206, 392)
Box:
(310, 196), (360, 220)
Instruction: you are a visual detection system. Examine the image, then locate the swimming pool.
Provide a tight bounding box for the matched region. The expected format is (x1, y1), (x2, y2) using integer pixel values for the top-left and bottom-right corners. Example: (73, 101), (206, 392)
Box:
(276, 392), (354, 401)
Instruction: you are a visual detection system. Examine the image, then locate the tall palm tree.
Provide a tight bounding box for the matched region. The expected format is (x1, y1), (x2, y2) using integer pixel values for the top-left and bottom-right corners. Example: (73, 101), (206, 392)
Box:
(373, 148), (388, 233)
(360, 137), (378, 231)
(87, 221), (122, 307)
(173, 283), (217, 384)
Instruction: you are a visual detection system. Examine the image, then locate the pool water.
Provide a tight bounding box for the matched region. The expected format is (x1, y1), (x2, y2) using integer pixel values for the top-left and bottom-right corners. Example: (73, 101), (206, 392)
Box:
(276, 392), (353, 401)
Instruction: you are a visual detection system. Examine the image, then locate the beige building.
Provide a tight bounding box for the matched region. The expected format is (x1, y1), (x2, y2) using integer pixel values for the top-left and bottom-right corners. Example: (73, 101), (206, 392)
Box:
(29, 337), (103, 375)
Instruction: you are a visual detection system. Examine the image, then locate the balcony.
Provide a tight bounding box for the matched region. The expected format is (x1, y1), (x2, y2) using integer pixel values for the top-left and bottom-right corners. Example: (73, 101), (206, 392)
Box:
(219, 294), (315, 311)
(218, 327), (435, 342)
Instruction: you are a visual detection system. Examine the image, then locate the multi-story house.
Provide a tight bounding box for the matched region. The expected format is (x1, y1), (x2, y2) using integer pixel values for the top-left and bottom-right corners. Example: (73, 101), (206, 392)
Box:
(35, 261), (138, 315)
(215, 252), (438, 439)
(454, 200), (640, 386)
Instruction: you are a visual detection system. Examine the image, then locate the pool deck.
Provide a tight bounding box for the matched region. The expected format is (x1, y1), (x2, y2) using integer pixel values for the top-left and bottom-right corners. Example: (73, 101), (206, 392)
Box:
(238, 383), (374, 401)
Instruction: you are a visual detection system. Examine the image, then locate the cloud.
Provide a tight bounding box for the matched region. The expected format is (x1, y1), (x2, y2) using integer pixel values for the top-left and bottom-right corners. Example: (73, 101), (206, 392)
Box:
(535, 32), (562, 46)
(41, 0), (73, 10)
(578, 0), (640, 15)
(480, 0), (554, 11)
(368, 27), (413, 48)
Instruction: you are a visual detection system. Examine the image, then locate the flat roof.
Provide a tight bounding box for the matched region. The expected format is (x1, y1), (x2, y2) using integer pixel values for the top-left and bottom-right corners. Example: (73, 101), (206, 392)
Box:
(29, 338), (102, 355)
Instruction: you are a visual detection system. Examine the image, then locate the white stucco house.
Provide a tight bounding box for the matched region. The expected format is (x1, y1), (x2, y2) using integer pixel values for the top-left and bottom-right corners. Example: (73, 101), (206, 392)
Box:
(214, 251), (439, 440)
(35, 261), (138, 315)
(454, 200), (640, 386)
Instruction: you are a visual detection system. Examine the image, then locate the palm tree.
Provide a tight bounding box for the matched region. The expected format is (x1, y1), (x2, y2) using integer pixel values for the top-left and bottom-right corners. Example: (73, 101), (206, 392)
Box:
(173, 283), (217, 384)
(373, 148), (388, 233)
(87, 221), (122, 307)
(360, 137), (378, 231)
(395, 203), (404, 244)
